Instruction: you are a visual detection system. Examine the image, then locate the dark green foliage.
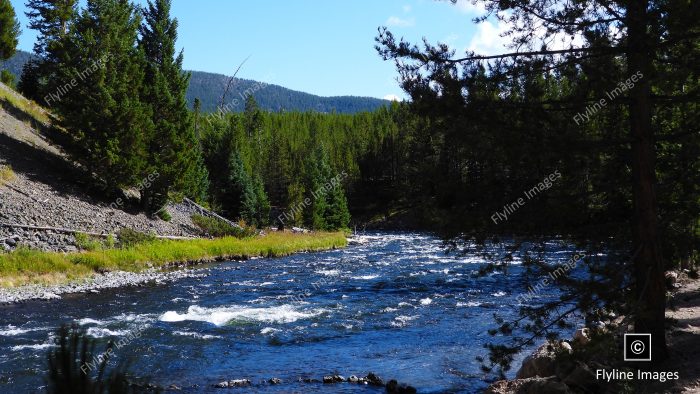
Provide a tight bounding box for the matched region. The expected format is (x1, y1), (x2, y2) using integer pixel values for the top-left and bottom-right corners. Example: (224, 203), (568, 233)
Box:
(376, 0), (699, 374)
(117, 228), (156, 247)
(17, 58), (42, 99)
(23, 0), (78, 103)
(138, 0), (208, 212)
(302, 144), (350, 230)
(156, 209), (171, 222)
(252, 174), (271, 227)
(46, 325), (149, 394)
(223, 151), (257, 224)
(0, 68), (13, 87)
(325, 174), (350, 230)
(57, 0), (149, 190)
(190, 214), (256, 238)
(0, 0), (20, 61)
(197, 105), (418, 231)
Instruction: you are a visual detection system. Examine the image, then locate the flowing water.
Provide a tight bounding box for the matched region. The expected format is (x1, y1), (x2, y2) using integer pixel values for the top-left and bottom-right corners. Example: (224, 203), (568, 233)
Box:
(0, 232), (578, 393)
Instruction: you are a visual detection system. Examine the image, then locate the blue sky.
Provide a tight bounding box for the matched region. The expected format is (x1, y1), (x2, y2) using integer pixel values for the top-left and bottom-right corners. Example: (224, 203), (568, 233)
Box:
(9, 0), (507, 99)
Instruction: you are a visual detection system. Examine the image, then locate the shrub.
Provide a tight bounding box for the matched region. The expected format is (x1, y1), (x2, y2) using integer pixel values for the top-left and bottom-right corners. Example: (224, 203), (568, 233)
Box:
(0, 70), (15, 88)
(0, 165), (16, 186)
(191, 214), (255, 238)
(156, 208), (172, 222)
(104, 234), (116, 249)
(117, 228), (156, 247)
(74, 232), (103, 251)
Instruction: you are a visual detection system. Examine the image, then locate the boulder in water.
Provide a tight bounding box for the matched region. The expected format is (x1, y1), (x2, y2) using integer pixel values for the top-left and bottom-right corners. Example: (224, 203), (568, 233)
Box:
(213, 379), (251, 388)
(386, 379), (417, 393)
(323, 375), (346, 383)
(366, 372), (384, 386)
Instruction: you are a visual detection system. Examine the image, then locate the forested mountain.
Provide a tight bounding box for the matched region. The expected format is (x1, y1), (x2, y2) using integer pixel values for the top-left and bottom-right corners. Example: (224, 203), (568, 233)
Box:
(0, 49), (29, 76)
(1, 50), (389, 113)
(188, 70), (389, 113)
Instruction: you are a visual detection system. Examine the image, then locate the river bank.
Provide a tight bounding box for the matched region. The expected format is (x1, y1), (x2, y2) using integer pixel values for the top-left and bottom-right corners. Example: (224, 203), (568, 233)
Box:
(0, 231), (347, 303)
(486, 272), (700, 394)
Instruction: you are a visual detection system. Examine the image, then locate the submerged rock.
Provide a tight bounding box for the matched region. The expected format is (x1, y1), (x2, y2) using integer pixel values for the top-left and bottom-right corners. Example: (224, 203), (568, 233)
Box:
(386, 379), (417, 393)
(366, 372), (384, 386)
(267, 378), (282, 385)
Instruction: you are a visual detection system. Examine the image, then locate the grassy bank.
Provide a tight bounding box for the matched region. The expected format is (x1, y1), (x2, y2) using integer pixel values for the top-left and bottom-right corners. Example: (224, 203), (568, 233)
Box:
(0, 82), (51, 126)
(0, 231), (347, 287)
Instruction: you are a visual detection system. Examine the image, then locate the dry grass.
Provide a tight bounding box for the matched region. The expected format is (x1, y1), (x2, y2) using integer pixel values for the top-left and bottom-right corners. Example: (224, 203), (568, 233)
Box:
(0, 165), (16, 186)
(0, 84), (51, 125)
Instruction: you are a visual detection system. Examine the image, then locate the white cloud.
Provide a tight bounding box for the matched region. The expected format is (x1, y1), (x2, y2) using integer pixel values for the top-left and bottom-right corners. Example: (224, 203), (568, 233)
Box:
(466, 19), (510, 55)
(402, 4), (412, 13)
(453, 0), (487, 15)
(386, 16), (415, 27)
(383, 94), (402, 102)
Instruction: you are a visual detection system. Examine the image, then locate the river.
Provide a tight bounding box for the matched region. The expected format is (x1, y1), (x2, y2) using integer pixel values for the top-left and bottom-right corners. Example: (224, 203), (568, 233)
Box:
(0, 232), (578, 393)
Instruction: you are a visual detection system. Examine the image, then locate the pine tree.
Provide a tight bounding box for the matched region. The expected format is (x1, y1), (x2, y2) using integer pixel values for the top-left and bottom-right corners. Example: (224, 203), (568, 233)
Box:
(58, 0), (149, 190)
(284, 181), (305, 227)
(22, 0), (77, 102)
(0, 0), (20, 61)
(243, 95), (263, 171)
(325, 173), (350, 230)
(17, 60), (42, 98)
(224, 152), (256, 223)
(303, 145), (332, 230)
(138, 0), (207, 212)
(252, 174), (270, 227)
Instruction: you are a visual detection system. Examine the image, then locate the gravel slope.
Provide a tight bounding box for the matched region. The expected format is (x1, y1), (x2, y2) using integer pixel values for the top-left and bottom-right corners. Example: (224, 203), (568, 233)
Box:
(0, 83), (203, 252)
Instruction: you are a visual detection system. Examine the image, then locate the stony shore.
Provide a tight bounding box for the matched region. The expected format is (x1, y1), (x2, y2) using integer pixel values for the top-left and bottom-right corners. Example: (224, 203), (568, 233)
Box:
(0, 266), (211, 305)
(485, 272), (700, 394)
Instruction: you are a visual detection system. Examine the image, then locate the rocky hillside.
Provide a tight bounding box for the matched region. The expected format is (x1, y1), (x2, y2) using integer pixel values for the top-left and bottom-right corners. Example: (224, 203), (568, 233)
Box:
(0, 82), (204, 252)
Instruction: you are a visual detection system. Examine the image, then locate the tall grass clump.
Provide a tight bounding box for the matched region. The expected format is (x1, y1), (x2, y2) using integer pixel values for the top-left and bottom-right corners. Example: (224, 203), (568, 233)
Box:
(46, 325), (155, 394)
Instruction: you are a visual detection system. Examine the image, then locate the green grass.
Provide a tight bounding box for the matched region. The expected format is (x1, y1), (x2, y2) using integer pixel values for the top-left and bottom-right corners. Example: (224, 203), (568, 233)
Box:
(0, 84), (51, 125)
(0, 231), (347, 287)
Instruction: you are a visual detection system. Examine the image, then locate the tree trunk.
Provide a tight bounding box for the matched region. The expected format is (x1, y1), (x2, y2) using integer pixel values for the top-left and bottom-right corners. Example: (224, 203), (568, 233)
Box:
(627, 0), (668, 361)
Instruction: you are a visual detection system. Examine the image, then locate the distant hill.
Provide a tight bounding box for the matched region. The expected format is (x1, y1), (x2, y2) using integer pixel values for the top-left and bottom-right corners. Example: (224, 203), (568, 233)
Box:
(2, 50), (388, 113)
(0, 50), (33, 79)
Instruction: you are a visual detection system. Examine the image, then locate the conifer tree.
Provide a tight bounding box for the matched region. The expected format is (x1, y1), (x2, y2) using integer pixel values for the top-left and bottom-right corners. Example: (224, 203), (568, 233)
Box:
(224, 152), (256, 223)
(304, 145), (331, 230)
(325, 174), (350, 230)
(285, 181), (305, 227)
(138, 0), (207, 212)
(0, 0), (20, 61)
(252, 174), (270, 226)
(58, 0), (149, 189)
(21, 0), (77, 102)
